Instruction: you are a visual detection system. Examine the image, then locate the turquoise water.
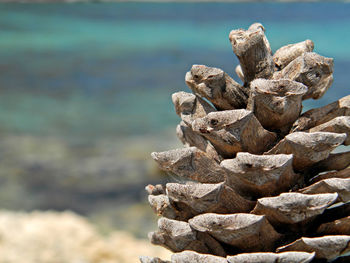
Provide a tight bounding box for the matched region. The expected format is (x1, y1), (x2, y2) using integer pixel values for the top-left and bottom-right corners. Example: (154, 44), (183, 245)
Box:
(0, 3), (350, 140)
(0, 3), (350, 234)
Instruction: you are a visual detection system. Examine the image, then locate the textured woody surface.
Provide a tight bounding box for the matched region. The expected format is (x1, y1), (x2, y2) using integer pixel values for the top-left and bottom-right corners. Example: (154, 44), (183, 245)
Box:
(266, 131), (346, 170)
(146, 184), (166, 196)
(171, 251), (227, 263)
(192, 110), (276, 157)
(273, 40), (314, 70)
(309, 167), (350, 184)
(273, 52), (333, 100)
(251, 192), (338, 226)
(172, 91), (215, 126)
(317, 216), (350, 235)
(276, 236), (350, 260)
(166, 182), (254, 215)
(144, 22), (350, 262)
(151, 147), (226, 183)
(235, 65), (244, 82)
(229, 26), (274, 84)
(248, 78), (308, 130)
(292, 95), (350, 131)
(149, 217), (227, 255)
(308, 116), (350, 145)
(248, 23), (272, 55)
(176, 121), (221, 161)
(148, 194), (177, 219)
(227, 252), (315, 263)
(221, 153), (297, 198)
(307, 151), (350, 177)
(185, 65), (248, 110)
(139, 256), (170, 263)
(299, 178), (350, 203)
(189, 213), (281, 252)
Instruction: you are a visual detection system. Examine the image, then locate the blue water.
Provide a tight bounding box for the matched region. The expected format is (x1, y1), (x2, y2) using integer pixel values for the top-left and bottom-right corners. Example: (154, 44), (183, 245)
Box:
(0, 2), (350, 141)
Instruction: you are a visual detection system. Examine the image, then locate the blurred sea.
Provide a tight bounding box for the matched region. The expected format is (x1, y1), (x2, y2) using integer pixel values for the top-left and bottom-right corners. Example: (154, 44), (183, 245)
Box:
(0, 2), (350, 237)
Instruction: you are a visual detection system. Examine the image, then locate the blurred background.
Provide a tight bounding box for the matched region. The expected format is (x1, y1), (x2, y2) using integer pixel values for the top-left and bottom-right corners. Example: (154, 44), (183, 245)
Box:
(0, 2), (350, 262)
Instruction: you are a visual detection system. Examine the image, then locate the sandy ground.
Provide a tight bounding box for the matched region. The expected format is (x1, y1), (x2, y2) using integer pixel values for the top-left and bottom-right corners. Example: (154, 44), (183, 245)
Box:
(0, 210), (171, 263)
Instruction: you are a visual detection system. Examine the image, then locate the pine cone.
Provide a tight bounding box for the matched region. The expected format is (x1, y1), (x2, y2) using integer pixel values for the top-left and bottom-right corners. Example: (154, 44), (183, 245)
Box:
(140, 23), (350, 263)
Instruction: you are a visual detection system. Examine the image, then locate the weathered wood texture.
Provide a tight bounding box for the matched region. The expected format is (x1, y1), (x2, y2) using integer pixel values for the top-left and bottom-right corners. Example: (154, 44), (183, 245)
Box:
(308, 116), (350, 145)
(252, 192), (338, 227)
(139, 256), (170, 263)
(276, 236), (350, 260)
(317, 216), (350, 235)
(185, 65), (248, 110)
(273, 40), (314, 70)
(144, 22), (350, 263)
(172, 251), (227, 263)
(299, 178), (350, 203)
(235, 65), (244, 82)
(176, 121), (221, 162)
(151, 147), (226, 183)
(292, 95), (350, 131)
(149, 217), (226, 256)
(309, 167), (350, 184)
(229, 25), (274, 84)
(227, 252), (315, 263)
(221, 153), (298, 198)
(266, 132), (346, 170)
(192, 109), (276, 157)
(172, 91), (215, 126)
(273, 52), (333, 100)
(307, 151), (350, 178)
(146, 184), (166, 195)
(166, 182), (255, 215)
(148, 194), (178, 219)
(247, 78), (307, 130)
(189, 213), (281, 252)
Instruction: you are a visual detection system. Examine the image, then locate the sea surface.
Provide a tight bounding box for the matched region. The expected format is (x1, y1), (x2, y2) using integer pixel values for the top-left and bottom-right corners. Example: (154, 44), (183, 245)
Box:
(0, 2), (349, 236)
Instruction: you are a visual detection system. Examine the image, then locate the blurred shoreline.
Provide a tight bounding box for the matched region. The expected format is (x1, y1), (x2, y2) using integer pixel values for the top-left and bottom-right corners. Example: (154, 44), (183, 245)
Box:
(0, 0), (343, 3)
(1, 0), (349, 246)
